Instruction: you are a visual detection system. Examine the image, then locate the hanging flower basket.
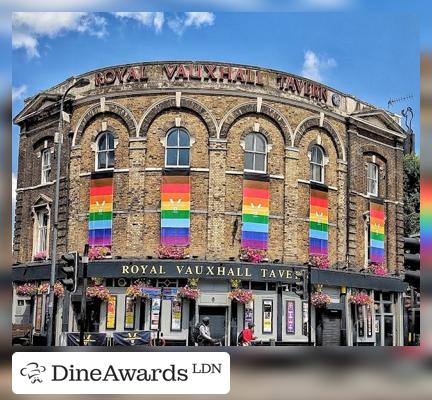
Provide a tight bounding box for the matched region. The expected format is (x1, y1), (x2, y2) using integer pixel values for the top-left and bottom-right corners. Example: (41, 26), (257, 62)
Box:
(240, 248), (266, 263)
(88, 246), (111, 261)
(178, 286), (201, 300)
(349, 291), (374, 306)
(33, 251), (47, 261)
(368, 262), (387, 277)
(126, 280), (150, 299)
(228, 288), (254, 304)
(16, 283), (38, 296)
(157, 245), (190, 260)
(309, 255), (330, 269)
(311, 292), (331, 308)
(37, 282), (65, 297)
(86, 285), (111, 302)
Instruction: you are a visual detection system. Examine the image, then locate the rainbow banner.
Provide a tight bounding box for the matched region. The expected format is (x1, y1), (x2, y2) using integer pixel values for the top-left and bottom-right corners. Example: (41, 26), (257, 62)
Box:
(88, 171), (113, 251)
(309, 185), (328, 256)
(241, 175), (270, 250)
(160, 171), (190, 246)
(370, 201), (385, 264)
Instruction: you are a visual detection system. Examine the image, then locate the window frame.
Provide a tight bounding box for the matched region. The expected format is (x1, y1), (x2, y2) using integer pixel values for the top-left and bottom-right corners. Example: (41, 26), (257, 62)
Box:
(367, 162), (379, 197)
(35, 208), (49, 255)
(244, 132), (268, 174)
(41, 148), (51, 184)
(164, 128), (191, 168)
(95, 131), (115, 171)
(310, 145), (325, 184)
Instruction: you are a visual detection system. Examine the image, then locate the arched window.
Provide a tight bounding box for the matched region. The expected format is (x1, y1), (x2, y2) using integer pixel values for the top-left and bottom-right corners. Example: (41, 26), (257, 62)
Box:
(165, 128), (190, 167)
(367, 162), (379, 196)
(96, 131), (115, 170)
(244, 133), (267, 173)
(310, 145), (324, 183)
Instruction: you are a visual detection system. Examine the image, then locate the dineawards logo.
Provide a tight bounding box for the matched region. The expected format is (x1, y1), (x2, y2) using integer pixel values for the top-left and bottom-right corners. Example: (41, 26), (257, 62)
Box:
(12, 352), (230, 394)
(20, 362), (47, 384)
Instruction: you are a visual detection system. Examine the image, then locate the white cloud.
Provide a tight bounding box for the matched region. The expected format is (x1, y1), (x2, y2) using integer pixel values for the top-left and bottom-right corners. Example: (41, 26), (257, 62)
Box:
(168, 12), (215, 36)
(12, 85), (27, 102)
(113, 12), (165, 33)
(301, 50), (337, 82)
(12, 12), (107, 58)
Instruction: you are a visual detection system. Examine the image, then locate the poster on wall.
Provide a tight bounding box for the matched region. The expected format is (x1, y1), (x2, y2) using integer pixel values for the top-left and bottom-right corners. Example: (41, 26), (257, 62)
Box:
(34, 294), (43, 332)
(171, 299), (182, 331)
(302, 301), (308, 336)
(124, 296), (135, 330)
(262, 299), (273, 334)
(367, 305), (373, 337)
(357, 305), (364, 337)
(286, 300), (295, 334)
(151, 298), (161, 330)
(244, 301), (254, 329)
(106, 295), (117, 330)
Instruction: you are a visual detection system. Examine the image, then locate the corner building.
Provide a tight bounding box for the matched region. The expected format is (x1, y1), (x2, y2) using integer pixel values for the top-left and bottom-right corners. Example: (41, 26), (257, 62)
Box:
(12, 61), (408, 346)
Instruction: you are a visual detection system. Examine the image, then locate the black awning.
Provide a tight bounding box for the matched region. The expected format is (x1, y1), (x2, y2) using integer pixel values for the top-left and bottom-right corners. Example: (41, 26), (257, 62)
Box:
(311, 268), (408, 292)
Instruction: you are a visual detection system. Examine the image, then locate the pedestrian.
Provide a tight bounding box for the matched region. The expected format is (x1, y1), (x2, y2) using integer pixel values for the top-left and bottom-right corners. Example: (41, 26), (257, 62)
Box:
(240, 322), (257, 346)
(198, 316), (217, 346)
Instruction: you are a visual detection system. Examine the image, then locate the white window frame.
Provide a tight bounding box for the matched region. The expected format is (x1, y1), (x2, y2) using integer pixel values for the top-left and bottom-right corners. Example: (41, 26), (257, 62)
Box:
(164, 128), (191, 168)
(95, 131), (115, 171)
(310, 145), (325, 184)
(33, 208), (49, 257)
(41, 148), (51, 184)
(367, 162), (379, 196)
(244, 133), (267, 174)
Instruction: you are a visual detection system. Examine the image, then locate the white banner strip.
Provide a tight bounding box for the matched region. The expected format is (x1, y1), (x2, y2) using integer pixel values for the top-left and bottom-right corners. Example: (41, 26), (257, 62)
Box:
(12, 352), (230, 394)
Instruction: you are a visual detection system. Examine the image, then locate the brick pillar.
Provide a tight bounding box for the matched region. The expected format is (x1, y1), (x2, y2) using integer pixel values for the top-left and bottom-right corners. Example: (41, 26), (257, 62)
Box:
(283, 147), (299, 262)
(126, 139), (147, 257)
(207, 139), (227, 259)
(67, 146), (83, 253)
(336, 159), (348, 267)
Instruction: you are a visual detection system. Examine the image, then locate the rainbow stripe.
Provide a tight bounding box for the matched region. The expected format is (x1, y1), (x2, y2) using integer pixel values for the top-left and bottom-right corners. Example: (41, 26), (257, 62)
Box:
(309, 185), (328, 256)
(370, 201), (385, 263)
(88, 171), (113, 250)
(421, 177), (431, 267)
(241, 175), (269, 250)
(160, 172), (190, 246)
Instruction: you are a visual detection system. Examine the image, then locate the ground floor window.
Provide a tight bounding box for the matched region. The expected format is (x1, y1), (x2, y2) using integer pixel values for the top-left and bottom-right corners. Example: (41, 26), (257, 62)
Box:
(374, 292), (395, 346)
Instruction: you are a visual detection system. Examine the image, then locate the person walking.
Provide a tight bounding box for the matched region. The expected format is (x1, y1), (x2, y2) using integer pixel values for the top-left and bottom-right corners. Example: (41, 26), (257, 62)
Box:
(240, 322), (257, 346)
(198, 316), (217, 346)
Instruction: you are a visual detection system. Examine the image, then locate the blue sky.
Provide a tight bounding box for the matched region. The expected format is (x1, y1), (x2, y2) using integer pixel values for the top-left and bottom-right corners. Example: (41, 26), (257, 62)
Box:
(12, 11), (420, 178)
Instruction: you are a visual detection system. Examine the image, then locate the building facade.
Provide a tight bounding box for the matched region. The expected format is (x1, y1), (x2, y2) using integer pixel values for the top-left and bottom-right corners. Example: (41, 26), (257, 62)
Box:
(12, 61), (408, 346)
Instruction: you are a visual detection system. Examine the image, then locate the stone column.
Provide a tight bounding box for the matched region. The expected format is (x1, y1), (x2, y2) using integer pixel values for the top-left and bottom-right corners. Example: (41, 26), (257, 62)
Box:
(126, 139), (147, 257)
(336, 159), (348, 267)
(283, 147), (299, 262)
(206, 139), (227, 259)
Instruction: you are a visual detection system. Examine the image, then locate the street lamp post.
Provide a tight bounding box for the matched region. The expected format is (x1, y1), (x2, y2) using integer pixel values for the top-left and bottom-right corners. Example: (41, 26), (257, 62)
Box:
(46, 77), (90, 346)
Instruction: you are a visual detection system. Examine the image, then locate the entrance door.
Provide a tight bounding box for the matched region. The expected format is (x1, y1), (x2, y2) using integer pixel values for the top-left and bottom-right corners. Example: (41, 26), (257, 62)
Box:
(316, 310), (342, 346)
(199, 306), (227, 345)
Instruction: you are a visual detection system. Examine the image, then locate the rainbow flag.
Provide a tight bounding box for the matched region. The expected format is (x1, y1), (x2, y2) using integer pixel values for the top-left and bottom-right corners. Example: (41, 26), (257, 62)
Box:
(370, 201), (385, 263)
(160, 171), (190, 246)
(88, 171), (113, 250)
(241, 175), (270, 250)
(309, 185), (328, 256)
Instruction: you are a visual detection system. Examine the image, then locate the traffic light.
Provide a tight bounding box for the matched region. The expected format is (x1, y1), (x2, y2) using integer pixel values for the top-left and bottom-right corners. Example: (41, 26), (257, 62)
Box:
(60, 251), (79, 292)
(404, 236), (420, 290)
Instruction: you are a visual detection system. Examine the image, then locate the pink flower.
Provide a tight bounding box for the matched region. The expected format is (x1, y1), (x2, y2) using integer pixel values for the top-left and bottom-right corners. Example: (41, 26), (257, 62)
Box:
(369, 263), (387, 276)
(240, 248), (266, 263)
(16, 283), (38, 296)
(349, 291), (374, 305)
(311, 292), (331, 308)
(126, 280), (149, 299)
(86, 285), (111, 302)
(309, 255), (330, 269)
(88, 246), (111, 261)
(157, 245), (189, 260)
(228, 289), (254, 304)
(178, 286), (201, 300)
(34, 251), (47, 261)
